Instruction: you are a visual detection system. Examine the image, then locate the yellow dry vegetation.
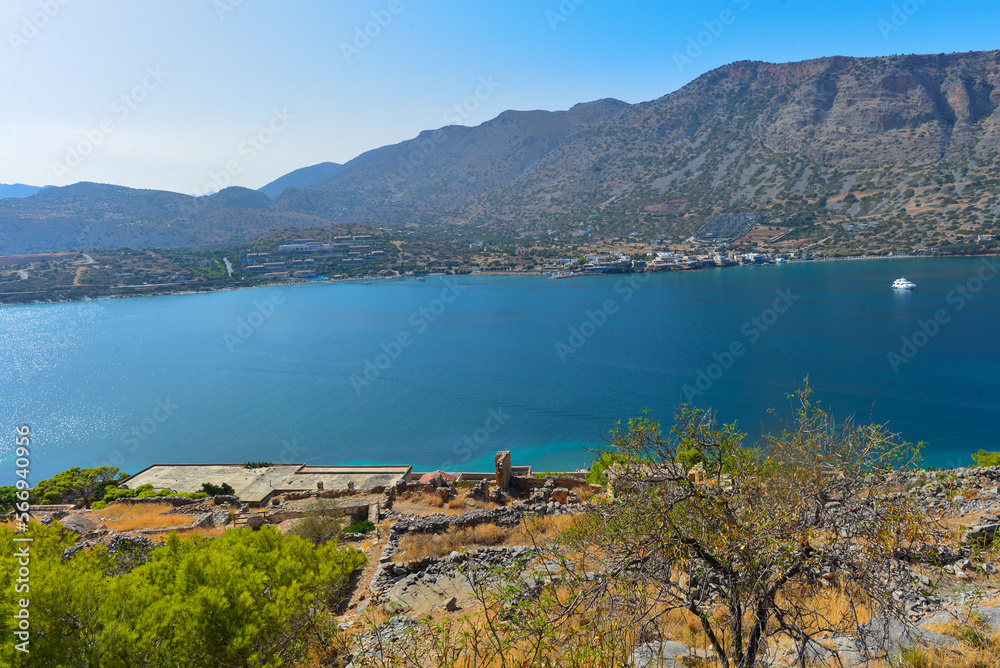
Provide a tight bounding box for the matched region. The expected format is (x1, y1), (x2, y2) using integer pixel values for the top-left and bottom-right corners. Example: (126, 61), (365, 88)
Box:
(393, 514), (578, 561)
(392, 489), (499, 516)
(93, 502), (174, 519)
(102, 515), (196, 532)
(875, 631), (1000, 668)
(143, 526), (228, 542)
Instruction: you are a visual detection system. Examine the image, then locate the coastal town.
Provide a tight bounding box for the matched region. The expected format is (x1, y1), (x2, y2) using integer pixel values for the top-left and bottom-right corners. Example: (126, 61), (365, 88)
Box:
(2, 209), (997, 305)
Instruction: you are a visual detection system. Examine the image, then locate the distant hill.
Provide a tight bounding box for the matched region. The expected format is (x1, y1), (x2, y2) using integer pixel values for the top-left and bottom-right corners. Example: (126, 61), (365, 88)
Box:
(3, 50), (1000, 253)
(0, 182), (332, 254)
(208, 186), (273, 209)
(0, 183), (43, 199)
(257, 162), (341, 198)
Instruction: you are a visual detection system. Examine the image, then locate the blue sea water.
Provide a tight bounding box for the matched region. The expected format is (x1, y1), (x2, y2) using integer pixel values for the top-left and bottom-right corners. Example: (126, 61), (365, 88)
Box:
(1, 256), (998, 484)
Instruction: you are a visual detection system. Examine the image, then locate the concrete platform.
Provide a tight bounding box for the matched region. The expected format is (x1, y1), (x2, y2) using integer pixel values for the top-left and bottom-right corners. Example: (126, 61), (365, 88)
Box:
(121, 463), (411, 504)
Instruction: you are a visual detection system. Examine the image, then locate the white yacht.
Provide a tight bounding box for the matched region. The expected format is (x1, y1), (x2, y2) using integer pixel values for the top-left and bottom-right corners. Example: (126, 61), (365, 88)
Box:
(891, 277), (916, 290)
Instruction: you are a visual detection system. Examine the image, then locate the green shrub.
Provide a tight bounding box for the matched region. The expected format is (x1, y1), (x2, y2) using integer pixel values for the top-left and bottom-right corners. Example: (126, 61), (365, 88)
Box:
(0, 522), (365, 667)
(103, 485), (140, 501)
(290, 500), (343, 547)
(586, 451), (631, 485)
(91, 500), (108, 510)
(344, 519), (375, 534)
(200, 482), (235, 497)
(971, 450), (1000, 467)
(242, 461), (272, 469)
(0, 486), (17, 514)
(677, 446), (705, 470)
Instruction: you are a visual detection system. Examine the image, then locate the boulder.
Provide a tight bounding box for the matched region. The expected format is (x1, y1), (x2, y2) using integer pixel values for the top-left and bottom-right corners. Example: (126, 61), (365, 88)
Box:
(974, 607), (1000, 633)
(799, 636), (864, 667)
(59, 514), (99, 535)
(245, 514), (267, 530)
(965, 514), (1000, 545)
(858, 617), (958, 659)
(630, 641), (689, 668)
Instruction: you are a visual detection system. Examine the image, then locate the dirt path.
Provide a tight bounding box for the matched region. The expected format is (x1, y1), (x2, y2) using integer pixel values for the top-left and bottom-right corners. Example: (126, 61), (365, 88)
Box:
(73, 266), (86, 286)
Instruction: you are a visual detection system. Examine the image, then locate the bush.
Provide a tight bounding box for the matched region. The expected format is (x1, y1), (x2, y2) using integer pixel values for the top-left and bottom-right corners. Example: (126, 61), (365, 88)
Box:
(200, 482), (235, 497)
(91, 500), (108, 510)
(103, 485), (142, 501)
(586, 451), (631, 485)
(343, 519), (375, 534)
(290, 500), (342, 547)
(242, 461), (272, 469)
(971, 450), (1000, 467)
(0, 486), (17, 514)
(0, 522), (365, 667)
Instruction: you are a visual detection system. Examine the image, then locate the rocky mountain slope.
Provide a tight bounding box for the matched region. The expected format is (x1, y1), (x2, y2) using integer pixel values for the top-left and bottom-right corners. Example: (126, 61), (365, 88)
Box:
(4, 50), (1000, 253)
(257, 161), (342, 199)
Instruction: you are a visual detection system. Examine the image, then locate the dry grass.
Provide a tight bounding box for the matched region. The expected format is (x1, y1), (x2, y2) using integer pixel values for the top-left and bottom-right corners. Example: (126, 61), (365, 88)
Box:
(394, 524), (510, 560)
(884, 632), (1000, 668)
(393, 515), (580, 561)
(102, 515), (196, 532)
(392, 489), (495, 516)
(92, 502), (174, 519)
(509, 513), (578, 545)
(143, 526), (228, 541)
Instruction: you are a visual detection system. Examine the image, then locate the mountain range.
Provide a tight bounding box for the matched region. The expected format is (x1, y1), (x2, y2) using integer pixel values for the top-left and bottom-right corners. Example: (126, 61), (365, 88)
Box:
(3, 49), (1000, 254)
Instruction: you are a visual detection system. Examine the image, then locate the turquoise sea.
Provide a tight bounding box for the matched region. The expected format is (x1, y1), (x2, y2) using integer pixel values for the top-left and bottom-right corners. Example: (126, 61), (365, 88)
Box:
(1, 256), (998, 484)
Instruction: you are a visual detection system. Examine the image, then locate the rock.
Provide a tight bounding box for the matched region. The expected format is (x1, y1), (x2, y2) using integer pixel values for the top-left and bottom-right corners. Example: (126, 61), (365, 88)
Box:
(966, 516), (1000, 545)
(858, 617), (958, 659)
(58, 514), (99, 534)
(984, 562), (998, 574)
(630, 640), (689, 668)
(551, 488), (569, 504)
(800, 636), (864, 668)
(245, 514), (267, 530)
(445, 596), (459, 612)
(974, 607), (1000, 633)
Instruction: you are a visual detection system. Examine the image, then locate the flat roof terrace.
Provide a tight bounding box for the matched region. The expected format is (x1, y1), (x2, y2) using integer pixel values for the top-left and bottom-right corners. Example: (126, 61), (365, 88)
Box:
(121, 464), (412, 504)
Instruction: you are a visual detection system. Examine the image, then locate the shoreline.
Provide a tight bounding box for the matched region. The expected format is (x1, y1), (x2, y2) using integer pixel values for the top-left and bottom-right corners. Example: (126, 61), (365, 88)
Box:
(1, 251), (996, 308)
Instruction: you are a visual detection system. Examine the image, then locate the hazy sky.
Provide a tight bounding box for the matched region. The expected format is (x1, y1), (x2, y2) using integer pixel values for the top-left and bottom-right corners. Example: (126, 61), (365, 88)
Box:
(1, 0), (996, 194)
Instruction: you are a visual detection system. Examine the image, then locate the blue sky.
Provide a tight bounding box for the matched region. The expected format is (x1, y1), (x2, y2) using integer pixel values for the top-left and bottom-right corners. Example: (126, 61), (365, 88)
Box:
(0, 0), (996, 194)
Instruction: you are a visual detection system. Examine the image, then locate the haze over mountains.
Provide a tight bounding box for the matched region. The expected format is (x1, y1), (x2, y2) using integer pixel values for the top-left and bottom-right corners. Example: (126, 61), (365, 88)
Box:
(4, 50), (1000, 254)
(0, 184), (43, 200)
